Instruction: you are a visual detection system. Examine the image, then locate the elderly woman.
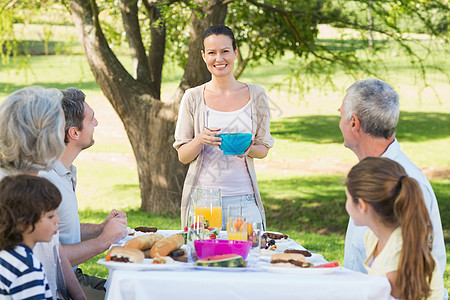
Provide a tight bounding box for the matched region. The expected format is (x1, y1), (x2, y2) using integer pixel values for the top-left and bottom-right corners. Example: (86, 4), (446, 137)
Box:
(0, 86), (86, 300)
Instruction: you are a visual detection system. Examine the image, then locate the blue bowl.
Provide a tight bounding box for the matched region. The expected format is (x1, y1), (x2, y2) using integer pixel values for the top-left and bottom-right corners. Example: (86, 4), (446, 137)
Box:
(218, 133), (252, 155)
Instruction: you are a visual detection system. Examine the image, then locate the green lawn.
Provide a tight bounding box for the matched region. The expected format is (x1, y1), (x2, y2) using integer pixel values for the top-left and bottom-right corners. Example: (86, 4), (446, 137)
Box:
(1, 28), (448, 293)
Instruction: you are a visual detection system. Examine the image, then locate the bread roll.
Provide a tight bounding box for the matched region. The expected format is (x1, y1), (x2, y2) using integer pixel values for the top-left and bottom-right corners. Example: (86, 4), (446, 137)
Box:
(106, 246), (144, 263)
(142, 248), (152, 258)
(150, 234), (184, 258)
(124, 234), (164, 250)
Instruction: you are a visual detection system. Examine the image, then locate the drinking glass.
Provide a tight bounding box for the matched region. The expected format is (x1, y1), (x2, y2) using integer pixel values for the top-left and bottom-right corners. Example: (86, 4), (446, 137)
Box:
(227, 205), (246, 241)
(226, 204), (242, 230)
(227, 217), (247, 241)
(187, 215), (205, 262)
(193, 187), (222, 229)
(247, 222), (262, 264)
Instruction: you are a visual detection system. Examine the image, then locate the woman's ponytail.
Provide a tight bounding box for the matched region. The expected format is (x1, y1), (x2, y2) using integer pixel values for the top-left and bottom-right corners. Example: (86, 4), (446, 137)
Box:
(393, 176), (434, 300)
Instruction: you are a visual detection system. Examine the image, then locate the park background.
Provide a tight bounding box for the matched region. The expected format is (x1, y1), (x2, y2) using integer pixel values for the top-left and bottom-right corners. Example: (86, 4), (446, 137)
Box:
(0, 1), (448, 293)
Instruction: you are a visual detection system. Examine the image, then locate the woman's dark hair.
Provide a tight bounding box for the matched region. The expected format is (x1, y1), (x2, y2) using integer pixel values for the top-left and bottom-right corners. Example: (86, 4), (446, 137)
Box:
(202, 25), (236, 51)
(0, 175), (62, 250)
(346, 157), (435, 300)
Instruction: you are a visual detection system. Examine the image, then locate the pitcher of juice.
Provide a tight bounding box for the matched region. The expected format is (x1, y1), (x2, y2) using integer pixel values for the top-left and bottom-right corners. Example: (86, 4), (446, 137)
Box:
(193, 187), (222, 229)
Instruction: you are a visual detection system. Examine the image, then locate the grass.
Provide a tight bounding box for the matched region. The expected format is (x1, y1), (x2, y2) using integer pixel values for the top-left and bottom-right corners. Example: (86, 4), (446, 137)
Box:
(1, 24), (449, 294)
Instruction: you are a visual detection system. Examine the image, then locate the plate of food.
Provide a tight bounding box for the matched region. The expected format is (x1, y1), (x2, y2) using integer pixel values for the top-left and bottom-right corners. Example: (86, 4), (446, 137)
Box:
(99, 242), (191, 271)
(262, 253), (338, 275)
(98, 258), (180, 271)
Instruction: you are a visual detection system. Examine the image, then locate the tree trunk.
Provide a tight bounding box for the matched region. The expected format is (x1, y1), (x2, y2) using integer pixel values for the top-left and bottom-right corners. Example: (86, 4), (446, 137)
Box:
(69, 0), (228, 217)
(172, 0), (228, 101)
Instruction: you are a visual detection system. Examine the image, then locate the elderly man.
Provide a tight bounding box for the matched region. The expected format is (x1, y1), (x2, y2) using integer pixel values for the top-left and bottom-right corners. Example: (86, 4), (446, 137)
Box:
(338, 79), (446, 294)
(40, 88), (128, 299)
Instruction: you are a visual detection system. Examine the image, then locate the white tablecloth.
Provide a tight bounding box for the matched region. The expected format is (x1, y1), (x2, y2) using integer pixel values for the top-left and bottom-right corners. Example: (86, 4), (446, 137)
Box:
(103, 230), (392, 300)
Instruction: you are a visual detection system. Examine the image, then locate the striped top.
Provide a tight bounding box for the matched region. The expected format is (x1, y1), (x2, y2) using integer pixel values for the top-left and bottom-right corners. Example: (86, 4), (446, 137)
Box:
(0, 244), (53, 299)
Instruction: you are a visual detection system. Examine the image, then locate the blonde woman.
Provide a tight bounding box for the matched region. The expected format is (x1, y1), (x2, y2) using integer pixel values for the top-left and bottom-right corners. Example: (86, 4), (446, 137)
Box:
(0, 86), (86, 300)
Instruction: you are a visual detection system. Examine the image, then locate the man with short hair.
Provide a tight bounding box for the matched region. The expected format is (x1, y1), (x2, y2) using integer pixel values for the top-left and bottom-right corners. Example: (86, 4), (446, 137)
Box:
(338, 79), (446, 296)
(40, 88), (128, 299)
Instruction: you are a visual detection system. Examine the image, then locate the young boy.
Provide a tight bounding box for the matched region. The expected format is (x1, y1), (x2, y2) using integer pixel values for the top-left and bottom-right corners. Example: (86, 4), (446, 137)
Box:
(0, 175), (62, 299)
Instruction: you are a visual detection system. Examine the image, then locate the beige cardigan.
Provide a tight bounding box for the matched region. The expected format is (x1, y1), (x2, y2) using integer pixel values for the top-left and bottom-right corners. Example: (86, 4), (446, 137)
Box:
(173, 83), (274, 229)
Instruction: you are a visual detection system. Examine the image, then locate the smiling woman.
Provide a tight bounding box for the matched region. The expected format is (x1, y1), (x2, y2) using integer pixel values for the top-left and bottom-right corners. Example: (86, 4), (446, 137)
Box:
(173, 25), (274, 230)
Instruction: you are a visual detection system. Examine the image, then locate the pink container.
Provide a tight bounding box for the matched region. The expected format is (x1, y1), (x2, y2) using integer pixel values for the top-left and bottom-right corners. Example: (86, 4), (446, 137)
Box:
(194, 239), (252, 260)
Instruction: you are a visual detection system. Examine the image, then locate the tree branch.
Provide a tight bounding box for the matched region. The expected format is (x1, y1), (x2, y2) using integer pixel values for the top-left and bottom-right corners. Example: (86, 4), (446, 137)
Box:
(70, 0), (151, 119)
(119, 0), (152, 86)
(246, 0), (399, 38)
(142, 0), (166, 100)
(3, 0), (19, 10)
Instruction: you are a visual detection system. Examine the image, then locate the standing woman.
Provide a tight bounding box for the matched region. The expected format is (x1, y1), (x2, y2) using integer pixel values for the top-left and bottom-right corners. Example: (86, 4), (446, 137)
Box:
(345, 157), (444, 300)
(174, 25), (274, 229)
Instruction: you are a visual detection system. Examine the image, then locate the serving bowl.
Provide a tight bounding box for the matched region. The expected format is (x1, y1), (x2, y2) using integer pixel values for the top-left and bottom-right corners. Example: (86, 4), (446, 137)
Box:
(194, 239), (252, 260)
(218, 133), (252, 155)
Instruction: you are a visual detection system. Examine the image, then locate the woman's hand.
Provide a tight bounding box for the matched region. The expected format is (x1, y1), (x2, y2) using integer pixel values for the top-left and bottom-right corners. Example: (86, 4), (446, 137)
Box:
(236, 143), (269, 159)
(197, 127), (222, 147)
(177, 127), (222, 164)
(236, 141), (253, 158)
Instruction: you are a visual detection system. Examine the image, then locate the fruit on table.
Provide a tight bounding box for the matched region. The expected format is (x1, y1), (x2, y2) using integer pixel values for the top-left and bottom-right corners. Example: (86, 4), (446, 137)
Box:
(248, 232), (259, 247)
(246, 223), (253, 236)
(233, 218), (244, 231)
(195, 254), (246, 267)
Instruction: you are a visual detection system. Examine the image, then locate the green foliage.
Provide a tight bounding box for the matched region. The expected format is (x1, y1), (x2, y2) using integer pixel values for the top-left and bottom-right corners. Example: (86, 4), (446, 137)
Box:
(2, 0), (449, 93)
(227, 0), (323, 63)
(334, 0), (449, 35)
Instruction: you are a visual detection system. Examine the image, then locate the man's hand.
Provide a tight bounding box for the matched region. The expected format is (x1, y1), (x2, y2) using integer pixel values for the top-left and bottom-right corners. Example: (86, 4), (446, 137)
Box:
(98, 217), (128, 248)
(104, 209), (127, 225)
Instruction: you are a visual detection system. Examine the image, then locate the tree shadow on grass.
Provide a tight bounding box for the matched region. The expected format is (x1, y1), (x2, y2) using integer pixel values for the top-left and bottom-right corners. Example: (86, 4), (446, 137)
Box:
(260, 175), (450, 243)
(271, 111), (449, 144)
(430, 180), (450, 243)
(2, 40), (79, 56)
(259, 175), (349, 235)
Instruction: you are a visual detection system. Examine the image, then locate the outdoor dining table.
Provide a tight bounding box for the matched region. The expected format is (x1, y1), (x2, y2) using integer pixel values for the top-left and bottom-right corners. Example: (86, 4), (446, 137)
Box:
(102, 230), (392, 300)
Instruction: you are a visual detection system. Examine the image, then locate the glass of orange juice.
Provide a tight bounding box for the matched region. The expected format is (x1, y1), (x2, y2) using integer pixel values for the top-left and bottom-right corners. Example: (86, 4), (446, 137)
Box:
(193, 188), (222, 229)
(227, 217), (248, 241)
(226, 205), (247, 241)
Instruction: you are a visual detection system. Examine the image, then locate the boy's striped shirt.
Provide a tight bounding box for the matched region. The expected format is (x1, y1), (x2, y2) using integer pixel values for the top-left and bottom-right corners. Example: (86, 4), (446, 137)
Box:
(0, 244), (53, 299)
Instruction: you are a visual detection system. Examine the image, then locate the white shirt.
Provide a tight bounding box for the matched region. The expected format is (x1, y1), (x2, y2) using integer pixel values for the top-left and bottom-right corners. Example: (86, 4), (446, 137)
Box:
(343, 139), (447, 298)
(197, 101), (253, 196)
(40, 161), (81, 246)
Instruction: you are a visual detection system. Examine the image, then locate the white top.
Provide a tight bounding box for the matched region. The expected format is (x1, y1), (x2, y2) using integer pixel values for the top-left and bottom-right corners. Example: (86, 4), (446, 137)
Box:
(344, 139), (447, 299)
(40, 161), (81, 247)
(197, 101), (253, 196)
